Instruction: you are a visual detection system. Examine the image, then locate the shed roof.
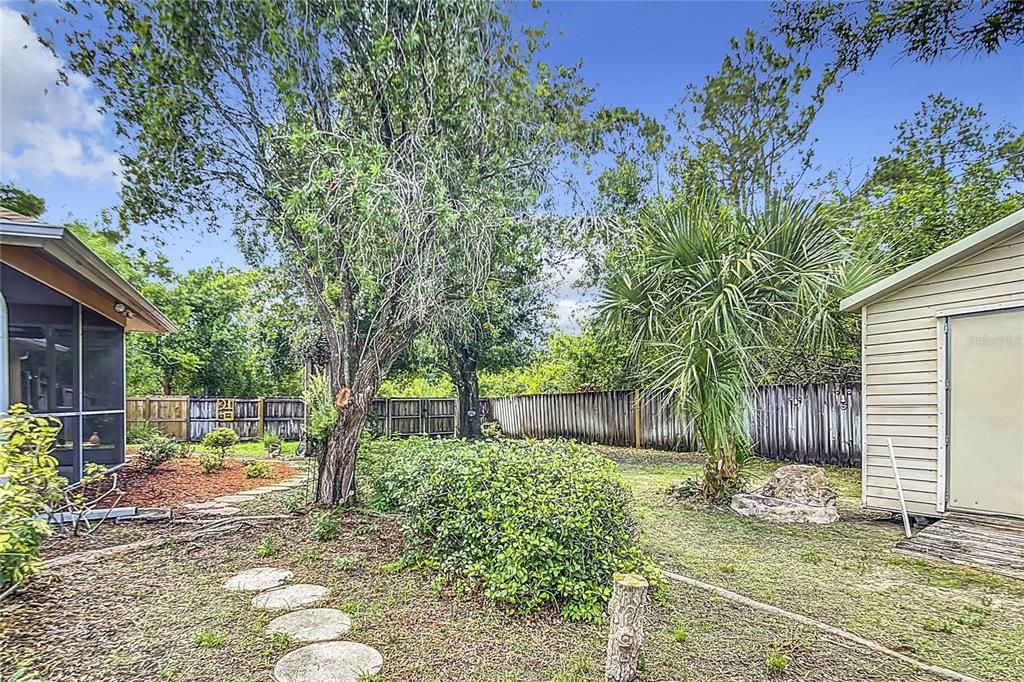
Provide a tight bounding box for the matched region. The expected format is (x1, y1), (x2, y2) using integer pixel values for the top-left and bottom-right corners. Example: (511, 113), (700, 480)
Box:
(0, 210), (176, 333)
(840, 207), (1024, 312)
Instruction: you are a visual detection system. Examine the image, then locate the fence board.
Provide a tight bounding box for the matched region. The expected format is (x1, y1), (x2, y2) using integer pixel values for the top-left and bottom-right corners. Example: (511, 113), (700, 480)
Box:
(126, 396), (188, 441)
(487, 383), (862, 466)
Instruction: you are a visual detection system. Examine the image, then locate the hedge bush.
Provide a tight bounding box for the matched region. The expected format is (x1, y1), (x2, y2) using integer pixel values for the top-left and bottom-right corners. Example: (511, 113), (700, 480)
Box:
(202, 427), (239, 454)
(136, 434), (180, 470)
(359, 437), (659, 621)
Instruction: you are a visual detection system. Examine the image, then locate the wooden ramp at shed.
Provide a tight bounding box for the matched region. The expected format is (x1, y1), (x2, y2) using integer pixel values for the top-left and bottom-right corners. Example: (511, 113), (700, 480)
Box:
(896, 514), (1024, 580)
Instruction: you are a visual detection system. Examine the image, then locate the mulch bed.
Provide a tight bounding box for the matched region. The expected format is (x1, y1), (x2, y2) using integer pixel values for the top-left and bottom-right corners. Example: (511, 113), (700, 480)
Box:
(100, 457), (298, 509)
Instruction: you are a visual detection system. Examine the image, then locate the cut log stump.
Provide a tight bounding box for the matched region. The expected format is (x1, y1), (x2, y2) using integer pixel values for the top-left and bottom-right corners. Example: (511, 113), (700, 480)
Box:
(605, 572), (648, 682)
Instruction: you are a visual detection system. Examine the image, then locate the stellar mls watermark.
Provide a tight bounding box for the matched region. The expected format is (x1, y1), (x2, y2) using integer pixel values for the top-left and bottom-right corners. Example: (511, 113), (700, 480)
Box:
(967, 334), (1024, 348)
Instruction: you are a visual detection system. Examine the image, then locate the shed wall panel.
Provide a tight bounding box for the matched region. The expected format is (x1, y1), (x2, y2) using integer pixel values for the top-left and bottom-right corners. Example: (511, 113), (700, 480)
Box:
(862, 226), (1024, 516)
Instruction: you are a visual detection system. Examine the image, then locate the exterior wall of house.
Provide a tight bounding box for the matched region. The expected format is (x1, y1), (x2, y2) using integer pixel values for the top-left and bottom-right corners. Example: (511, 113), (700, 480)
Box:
(862, 228), (1024, 516)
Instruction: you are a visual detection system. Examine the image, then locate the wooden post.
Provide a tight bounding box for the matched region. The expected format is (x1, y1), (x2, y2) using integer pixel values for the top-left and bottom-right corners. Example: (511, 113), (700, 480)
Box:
(633, 389), (642, 449)
(605, 572), (648, 682)
(257, 397), (265, 439)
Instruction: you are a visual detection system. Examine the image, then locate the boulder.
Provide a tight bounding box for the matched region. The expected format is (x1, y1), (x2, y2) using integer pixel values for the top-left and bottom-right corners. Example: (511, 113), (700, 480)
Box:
(730, 492), (839, 524)
(730, 464), (839, 524)
(759, 464), (837, 507)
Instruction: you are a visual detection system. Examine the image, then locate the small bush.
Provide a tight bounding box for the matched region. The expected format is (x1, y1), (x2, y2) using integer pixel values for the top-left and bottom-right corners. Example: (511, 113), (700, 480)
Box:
(136, 434), (180, 470)
(202, 427), (239, 454)
(198, 450), (226, 474)
(309, 509), (341, 541)
(243, 459), (273, 479)
(126, 420), (158, 445)
(359, 437), (659, 621)
(0, 405), (63, 590)
(257, 536), (277, 558)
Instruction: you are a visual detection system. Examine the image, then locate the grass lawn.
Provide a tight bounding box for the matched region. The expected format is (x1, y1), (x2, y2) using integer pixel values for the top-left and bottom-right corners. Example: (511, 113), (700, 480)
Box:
(3, 445), (1021, 681)
(603, 446), (1024, 682)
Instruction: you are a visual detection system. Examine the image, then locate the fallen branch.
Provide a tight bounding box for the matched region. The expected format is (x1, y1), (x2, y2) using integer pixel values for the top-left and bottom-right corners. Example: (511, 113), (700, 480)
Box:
(663, 569), (979, 682)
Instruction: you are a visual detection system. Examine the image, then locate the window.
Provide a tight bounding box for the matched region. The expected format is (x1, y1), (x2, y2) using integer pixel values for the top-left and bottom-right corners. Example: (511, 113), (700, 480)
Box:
(82, 307), (124, 411)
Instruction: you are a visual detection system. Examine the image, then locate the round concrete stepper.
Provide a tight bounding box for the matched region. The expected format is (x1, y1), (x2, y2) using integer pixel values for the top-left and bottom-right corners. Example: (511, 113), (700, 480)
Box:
(223, 567), (294, 592)
(266, 608), (352, 642)
(273, 641), (383, 682)
(198, 505), (241, 517)
(214, 494), (255, 504)
(253, 584), (328, 611)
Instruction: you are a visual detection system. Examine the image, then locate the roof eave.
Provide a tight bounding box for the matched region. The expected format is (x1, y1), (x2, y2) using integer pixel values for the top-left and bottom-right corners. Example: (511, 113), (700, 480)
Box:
(840, 207), (1024, 312)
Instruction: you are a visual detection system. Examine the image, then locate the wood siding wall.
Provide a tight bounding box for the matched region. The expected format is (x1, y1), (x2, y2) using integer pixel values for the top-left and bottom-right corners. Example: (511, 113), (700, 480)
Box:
(862, 229), (1024, 515)
(487, 384), (861, 466)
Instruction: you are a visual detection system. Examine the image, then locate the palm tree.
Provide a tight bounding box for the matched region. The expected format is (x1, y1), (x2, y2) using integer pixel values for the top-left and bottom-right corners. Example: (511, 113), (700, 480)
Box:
(599, 194), (881, 500)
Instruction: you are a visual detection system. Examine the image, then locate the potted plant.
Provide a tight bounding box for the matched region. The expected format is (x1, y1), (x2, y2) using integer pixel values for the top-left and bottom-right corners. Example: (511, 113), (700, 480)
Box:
(263, 431), (282, 457)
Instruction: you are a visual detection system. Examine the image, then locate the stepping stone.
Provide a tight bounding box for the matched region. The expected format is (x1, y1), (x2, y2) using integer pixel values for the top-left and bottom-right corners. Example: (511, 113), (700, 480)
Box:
(215, 494), (255, 504)
(266, 608), (352, 642)
(223, 567), (294, 591)
(273, 641), (383, 682)
(253, 584), (328, 611)
(199, 506), (241, 517)
(183, 501), (228, 510)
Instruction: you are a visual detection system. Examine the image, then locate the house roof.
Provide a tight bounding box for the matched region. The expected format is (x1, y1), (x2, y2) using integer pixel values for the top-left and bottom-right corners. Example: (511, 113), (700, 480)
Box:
(840, 207), (1024, 312)
(0, 210), (176, 333)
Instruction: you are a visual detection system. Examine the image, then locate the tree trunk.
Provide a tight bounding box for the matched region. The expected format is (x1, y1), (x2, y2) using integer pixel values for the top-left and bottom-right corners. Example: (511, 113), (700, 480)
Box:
(314, 386), (371, 507)
(449, 346), (482, 439)
(700, 439), (739, 501)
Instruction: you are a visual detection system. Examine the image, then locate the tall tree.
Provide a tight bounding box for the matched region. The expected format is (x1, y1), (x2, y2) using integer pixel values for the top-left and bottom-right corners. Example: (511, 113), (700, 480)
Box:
(848, 94), (1024, 268)
(58, 0), (589, 505)
(775, 1), (1024, 75)
(671, 30), (826, 209)
(599, 195), (879, 500)
(0, 184), (46, 218)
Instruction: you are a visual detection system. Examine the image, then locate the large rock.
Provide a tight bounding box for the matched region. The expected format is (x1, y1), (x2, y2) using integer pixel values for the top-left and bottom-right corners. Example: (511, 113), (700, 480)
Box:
(730, 464), (839, 524)
(759, 464), (837, 507)
(730, 493), (839, 524)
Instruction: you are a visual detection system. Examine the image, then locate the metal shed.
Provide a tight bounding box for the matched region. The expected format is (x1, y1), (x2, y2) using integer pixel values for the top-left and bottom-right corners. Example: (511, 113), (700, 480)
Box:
(841, 208), (1024, 520)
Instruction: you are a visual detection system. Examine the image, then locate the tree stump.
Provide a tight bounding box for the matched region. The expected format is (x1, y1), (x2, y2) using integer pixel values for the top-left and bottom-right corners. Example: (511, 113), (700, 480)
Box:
(605, 572), (648, 682)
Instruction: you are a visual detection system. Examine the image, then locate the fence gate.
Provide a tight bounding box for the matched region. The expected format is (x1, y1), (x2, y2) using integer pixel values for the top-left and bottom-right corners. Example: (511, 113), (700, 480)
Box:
(366, 397), (458, 437)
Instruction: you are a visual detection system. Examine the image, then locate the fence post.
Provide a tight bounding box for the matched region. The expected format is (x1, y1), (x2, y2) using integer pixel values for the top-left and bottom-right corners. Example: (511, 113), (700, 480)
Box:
(633, 389), (642, 449)
(605, 572), (648, 682)
(257, 396), (265, 439)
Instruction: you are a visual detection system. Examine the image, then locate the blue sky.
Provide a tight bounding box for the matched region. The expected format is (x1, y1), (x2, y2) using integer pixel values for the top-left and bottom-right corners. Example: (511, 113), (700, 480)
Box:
(2, 1), (1022, 325)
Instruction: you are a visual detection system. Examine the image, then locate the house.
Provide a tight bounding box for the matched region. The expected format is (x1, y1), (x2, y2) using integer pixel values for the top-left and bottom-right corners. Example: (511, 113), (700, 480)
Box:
(841, 207), (1024, 520)
(0, 208), (174, 481)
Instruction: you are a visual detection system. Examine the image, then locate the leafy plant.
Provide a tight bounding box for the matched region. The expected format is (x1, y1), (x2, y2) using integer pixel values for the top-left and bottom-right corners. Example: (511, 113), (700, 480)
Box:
(767, 649), (789, 672)
(126, 420), (158, 445)
(302, 373), (338, 443)
(262, 431), (282, 453)
(359, 437), (660, 621)
(0, 405), (63, 592)
(197, 451), (226, 475)
(256, 536), (276, 558)
(243, 459), (274, 479)
(202, 427), (239, 455)
(193, 630), (225, 648)
(136, 434), (180, 470)
(308, 509), (341, 542)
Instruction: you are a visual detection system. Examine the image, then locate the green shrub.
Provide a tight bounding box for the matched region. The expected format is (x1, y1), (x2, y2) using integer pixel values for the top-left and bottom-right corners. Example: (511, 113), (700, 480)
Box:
(0, 405), (64, 590)
(198, 450), (226, 474)
(263, 431), (282, 453)
(202, 427), (239, 454)
(244, 459), (274, 479)
(359, 437), (659, 621)
(308, 509), (342, 542)
(126, 420), (158, 445)
(136, 434), (180, 470)
(303, 373), (338, 441)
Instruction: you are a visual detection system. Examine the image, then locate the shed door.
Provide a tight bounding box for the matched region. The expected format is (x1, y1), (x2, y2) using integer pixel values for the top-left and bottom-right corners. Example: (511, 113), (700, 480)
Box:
(947, 308), (1024, 517)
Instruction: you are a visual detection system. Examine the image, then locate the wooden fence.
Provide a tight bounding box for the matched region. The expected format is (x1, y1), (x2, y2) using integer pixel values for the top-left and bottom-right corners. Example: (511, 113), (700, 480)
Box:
(486, 383), (861, 466)
(128, 395), (457, 441)
(127, 396), (306, 442)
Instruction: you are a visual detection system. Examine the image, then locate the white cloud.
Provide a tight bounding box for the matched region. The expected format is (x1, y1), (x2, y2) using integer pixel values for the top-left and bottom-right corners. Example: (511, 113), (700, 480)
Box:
(0, 8), (120, 183)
